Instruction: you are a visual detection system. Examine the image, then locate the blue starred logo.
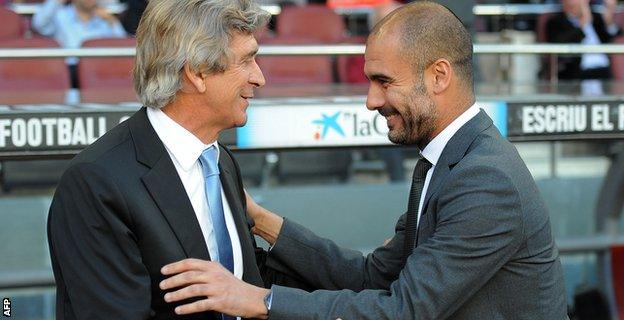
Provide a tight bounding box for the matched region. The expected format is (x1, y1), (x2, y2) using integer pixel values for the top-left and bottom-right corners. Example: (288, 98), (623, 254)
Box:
(312, 112), (345, 140)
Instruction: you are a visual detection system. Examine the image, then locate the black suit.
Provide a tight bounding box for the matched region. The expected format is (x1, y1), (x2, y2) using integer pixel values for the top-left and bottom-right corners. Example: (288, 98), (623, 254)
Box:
(546, 12), (619, 80)
(48, 108), (301, 319)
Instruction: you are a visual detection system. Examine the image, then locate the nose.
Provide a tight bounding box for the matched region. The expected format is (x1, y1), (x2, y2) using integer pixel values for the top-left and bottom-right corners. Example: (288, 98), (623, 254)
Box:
(366, 83), (385, 111)
(249, 58), (266, 88)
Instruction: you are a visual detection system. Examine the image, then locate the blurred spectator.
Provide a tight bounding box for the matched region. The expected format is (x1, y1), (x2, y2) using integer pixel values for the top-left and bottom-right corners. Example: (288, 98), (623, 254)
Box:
(119, 0), (146, 35)
(546, 0), (621, 80)
(32, 0), (126, 87)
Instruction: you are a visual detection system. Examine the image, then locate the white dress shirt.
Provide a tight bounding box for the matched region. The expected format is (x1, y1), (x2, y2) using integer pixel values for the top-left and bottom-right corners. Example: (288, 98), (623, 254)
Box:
(146, 107), (243, 280)
(417, 103), (480, 227)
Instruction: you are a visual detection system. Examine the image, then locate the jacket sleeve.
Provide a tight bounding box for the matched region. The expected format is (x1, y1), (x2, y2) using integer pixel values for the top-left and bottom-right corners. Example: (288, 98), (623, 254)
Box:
(264, 212), (407, 292)
(32, 0), (61, 36)
(219, 144), (317, 291)
(267, 165), (524, 320)
(48, 162), (152, 319)
(593, 13), (620, 44)
(546, 15), (585, 43)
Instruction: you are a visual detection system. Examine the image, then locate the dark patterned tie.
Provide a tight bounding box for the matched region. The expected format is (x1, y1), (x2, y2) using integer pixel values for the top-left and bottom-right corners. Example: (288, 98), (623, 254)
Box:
(403, 156), (433, 262)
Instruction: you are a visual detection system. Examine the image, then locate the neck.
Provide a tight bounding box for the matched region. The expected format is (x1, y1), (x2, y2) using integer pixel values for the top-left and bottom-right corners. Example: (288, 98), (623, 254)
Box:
(426, 94), (475, 147)
(75, 7), (94, 22)
(161, 103), (220, 144)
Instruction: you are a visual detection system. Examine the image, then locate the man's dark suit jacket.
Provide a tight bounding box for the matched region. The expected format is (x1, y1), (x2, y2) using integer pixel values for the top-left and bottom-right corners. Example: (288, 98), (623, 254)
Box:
(47, 108), (299, 319)
(546, 12), (618, 80)
(264, 110), (568, 319)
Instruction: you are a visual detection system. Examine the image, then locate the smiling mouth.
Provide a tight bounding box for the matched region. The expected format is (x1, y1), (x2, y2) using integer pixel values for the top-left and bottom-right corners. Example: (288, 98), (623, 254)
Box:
(378, 107), (399, 118)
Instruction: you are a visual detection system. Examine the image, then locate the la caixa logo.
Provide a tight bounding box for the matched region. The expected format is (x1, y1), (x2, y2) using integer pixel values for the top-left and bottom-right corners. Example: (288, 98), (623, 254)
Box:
(312, 111), (388, 141)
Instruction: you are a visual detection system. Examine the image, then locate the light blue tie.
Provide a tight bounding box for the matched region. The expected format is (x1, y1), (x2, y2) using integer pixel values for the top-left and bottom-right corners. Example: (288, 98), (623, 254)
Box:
(199, 146), (234, 274)
(199, 146), (235, 320)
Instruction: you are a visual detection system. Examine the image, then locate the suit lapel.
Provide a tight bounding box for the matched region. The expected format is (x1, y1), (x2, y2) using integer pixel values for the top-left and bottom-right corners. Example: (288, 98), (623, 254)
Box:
(418, 110), (494, 233)
(142, 158), (211, 261)
(219, 157), (263, 286)
(129, 107), (210, 261)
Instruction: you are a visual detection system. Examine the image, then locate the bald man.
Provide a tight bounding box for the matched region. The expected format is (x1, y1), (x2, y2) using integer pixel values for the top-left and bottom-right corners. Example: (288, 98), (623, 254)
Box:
(158, 2), (568, 319)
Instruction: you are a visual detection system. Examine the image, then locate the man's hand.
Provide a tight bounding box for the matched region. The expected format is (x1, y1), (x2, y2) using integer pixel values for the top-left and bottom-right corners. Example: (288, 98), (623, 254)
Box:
(94, 7), (119, 25)
(244, 189), (265, 224)
(603, 0), (617, 26)
(160, 259), (270, 318)
(383, 237), (393, 246)
(244, 190), (284, 245)
(580, 0), (593, 27)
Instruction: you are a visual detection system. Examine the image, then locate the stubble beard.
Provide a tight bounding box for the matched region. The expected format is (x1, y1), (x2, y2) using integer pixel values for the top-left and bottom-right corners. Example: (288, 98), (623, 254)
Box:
(387, 83), (437, 147)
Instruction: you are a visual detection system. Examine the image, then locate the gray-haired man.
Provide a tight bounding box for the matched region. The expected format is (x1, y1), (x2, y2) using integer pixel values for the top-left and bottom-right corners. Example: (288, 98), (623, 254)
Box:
(47, 1), (294, 319)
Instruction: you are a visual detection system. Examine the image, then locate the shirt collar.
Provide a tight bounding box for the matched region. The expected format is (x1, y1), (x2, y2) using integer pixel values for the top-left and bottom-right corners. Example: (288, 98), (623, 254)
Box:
(146, 107), (218, 171)
(421, 102), (480, 166)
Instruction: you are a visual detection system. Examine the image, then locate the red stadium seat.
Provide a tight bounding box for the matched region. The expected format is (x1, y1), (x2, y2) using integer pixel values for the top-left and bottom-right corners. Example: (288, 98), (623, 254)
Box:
(615, 11), (624, 29)
(328, 0), (390, 8)
(77, 37), (136, 90)
(0, 38), (70, 91)
(612, 245), (624, 319)
(336, 36), (367, 84)
(0, 7), (25, 39)
(610, 36), (624, 80)
(536, 12), (556, 44)
(536, 13), (557, 80)
(257, 37), (334, 85)
(276, 5), (347, 43)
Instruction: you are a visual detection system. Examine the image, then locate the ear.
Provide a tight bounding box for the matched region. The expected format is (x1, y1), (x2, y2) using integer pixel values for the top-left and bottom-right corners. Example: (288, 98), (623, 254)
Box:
(182, 63), (206, 93)
(429, 58), (452, 95)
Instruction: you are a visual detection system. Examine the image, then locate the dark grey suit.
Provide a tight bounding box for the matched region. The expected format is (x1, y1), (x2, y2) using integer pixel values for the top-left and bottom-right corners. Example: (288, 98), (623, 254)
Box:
(48, 108), (271, 319)
(265, 110), (568, 319)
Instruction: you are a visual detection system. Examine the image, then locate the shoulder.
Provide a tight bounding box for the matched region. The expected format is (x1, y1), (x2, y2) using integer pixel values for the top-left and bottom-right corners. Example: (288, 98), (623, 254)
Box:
(547, 13), (566, 23)
(546, 13), (570, 27)
(446, 128), (527, 195)
(67, 120), (135, 179)
(218, 143), (239, 171)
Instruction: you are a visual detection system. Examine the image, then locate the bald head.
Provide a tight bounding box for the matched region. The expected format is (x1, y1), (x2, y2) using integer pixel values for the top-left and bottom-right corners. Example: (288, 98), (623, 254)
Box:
(369, 1), (474, 91)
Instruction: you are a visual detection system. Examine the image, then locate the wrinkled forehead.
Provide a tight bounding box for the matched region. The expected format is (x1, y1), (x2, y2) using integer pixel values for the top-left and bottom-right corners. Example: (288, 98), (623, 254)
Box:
(229, 32), (258, 55)
(365, 31), (409, 64)
(364, 33), (412, 76)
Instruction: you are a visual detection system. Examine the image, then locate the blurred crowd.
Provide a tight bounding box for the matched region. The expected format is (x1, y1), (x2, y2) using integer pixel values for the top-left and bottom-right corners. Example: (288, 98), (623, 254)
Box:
(1, 0), (622, 88)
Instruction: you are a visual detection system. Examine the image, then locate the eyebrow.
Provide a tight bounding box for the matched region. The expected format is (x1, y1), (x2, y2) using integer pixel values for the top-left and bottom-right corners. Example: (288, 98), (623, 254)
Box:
(367, 73), (393, 83)
(241, 47), (259, 61)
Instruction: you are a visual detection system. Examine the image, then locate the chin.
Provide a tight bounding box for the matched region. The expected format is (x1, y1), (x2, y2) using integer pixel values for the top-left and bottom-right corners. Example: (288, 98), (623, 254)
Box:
(233, 114), (248, 128)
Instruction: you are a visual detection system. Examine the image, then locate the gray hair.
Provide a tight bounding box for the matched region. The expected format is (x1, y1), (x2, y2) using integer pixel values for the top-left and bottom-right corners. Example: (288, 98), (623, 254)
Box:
(133, 0), (270, 109)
